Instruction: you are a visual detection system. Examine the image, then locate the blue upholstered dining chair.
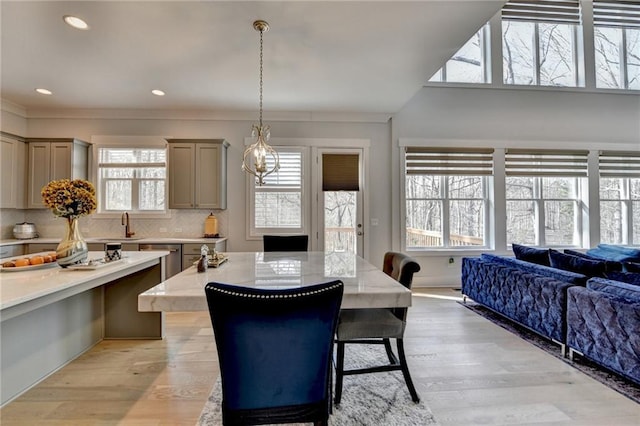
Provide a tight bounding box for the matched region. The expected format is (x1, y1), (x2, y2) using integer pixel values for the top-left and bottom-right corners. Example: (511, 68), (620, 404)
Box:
(334, 251), (421, 404)
(205, 280), (344, 426)
(263, 235), (309, 252)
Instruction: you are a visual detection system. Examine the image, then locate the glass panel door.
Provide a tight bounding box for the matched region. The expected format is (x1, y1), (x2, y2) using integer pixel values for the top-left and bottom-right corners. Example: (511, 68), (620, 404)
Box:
(318, 149), (363, 256)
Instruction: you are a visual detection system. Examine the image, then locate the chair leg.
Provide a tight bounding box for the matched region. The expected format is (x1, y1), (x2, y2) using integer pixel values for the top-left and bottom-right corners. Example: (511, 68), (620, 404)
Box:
(334, 341), (345, 405)
(396, 339), (420, 403)
(383, 338), (399, 364)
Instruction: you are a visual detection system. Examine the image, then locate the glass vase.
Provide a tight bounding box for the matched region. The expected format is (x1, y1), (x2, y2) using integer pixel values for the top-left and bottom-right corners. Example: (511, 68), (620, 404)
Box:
(56, 217), (88, 267)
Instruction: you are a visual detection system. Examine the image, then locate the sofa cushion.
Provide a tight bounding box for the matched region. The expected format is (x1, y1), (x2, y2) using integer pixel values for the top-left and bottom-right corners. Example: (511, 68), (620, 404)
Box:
(598, 244), (640, 259)
(587, 277), (640, 302)
(481, 253), (587, 285)
(624, 261), (640, 273)
(604, 271), (640, 287)
(549, 250), (606, 278)
(564, 249), (622, 272)
(512, 244), (550, 266)
(586, 244), (640, 262)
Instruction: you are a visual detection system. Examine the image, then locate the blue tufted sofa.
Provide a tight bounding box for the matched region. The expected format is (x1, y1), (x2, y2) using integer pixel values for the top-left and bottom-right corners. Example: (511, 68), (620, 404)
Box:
(461, 253), (585, 349)
(462, 248), (640, 385)
(566, 278), (640, 385)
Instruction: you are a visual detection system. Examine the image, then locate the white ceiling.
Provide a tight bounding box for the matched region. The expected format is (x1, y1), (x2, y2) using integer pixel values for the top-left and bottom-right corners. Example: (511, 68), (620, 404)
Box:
(1, 1), (504, 117)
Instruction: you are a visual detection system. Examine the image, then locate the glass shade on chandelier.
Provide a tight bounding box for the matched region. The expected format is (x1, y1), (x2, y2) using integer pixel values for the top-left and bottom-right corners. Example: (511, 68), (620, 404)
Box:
(242, 19), (280, 186)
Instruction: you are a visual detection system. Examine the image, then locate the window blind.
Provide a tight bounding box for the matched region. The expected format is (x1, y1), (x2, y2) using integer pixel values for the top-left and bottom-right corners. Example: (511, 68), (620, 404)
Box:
(599, 150), (640, 177)
(260, 151), (302, 188)
(502, 0), (582, 24)
(593, 1), (640, 28)
(505, 149), (588, 177)
(98, 148), (166, 168)
(322, 154), (359, 191)
(405, 147), (494, 176)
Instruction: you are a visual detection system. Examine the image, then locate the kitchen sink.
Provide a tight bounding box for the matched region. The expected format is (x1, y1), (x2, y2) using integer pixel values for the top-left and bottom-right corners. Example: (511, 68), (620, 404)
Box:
(89, 237), (145, 242)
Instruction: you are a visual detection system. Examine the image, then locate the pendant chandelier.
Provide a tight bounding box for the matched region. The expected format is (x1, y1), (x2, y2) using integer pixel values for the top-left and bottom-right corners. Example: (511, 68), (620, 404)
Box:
(242, 20), (280, 186)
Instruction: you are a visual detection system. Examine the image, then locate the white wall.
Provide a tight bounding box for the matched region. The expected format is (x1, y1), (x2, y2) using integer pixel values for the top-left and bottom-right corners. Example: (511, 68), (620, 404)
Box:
(5, 116), (392, 266)
(391, 86), (640, 286)
(3, 85), (639, 284)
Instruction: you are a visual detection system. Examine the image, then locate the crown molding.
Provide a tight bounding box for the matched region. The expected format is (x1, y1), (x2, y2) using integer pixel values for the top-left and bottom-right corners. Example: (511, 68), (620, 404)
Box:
(17, 107), (391, 123)
(1, 99), (27, 117)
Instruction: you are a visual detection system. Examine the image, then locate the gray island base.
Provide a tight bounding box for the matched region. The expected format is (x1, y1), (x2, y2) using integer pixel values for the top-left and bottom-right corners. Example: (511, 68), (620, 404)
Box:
(0, 250), (168, 406)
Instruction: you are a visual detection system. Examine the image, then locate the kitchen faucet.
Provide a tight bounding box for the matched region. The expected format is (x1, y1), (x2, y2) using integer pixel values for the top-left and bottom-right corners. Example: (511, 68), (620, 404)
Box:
(121, 212), (135, 238)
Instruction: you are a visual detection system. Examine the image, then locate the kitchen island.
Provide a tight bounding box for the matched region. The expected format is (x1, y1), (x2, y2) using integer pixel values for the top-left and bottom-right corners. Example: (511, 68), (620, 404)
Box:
(139, 251), (412, 312)
(0, 250), (168, 406)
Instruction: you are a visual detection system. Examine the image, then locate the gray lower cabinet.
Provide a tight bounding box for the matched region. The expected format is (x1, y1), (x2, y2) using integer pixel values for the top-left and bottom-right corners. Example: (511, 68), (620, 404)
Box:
(0, 245), (24, 259)
(25, 243), (59, 254)
(181, 241), (226, 271)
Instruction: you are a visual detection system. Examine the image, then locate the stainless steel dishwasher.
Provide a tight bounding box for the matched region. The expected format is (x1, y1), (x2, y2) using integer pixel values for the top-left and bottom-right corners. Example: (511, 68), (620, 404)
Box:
(139, 244), (182, 279)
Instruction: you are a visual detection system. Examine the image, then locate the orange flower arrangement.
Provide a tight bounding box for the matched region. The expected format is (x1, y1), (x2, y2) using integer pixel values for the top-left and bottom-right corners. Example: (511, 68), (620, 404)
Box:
(41, 179), (97, 219)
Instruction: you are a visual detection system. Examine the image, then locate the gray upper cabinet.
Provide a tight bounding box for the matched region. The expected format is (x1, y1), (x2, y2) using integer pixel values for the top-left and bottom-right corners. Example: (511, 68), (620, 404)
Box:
(26, 138), (91, 209)
(167, 139), (228, 209)
(0, 132), (27, 209)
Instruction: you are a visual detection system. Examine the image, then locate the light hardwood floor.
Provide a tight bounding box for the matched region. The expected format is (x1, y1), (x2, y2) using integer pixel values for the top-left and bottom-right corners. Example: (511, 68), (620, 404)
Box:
(1, 288), (639, 425)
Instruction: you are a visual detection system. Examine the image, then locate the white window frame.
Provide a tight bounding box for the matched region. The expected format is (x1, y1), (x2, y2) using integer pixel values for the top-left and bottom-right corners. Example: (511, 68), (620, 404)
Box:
(593, 0), (640, 90)
(594, 25), (639, 89)
(502, 20), (581, 87)
(403, 147), (493, 252)
(429, 23), (491, 84)
(247, 146), (309, 238)
(95, 146), (168, 217)
(506, 176), (584, 247)
(500, 0), (582, 87)
(598, 150), (640, 244)
(405, 175), (491, 250)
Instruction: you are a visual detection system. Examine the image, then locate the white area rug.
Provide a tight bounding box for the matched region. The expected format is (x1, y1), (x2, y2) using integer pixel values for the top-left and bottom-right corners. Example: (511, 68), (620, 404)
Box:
(198, 344), (439, 425)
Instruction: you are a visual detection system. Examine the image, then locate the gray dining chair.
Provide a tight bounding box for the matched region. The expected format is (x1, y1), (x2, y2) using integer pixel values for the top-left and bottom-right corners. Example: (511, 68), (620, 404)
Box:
(334, 251), (421, 404)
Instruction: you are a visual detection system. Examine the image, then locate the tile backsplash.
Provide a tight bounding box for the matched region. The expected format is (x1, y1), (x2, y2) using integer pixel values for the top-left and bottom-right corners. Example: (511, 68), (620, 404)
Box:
(1, 209), (228, 240)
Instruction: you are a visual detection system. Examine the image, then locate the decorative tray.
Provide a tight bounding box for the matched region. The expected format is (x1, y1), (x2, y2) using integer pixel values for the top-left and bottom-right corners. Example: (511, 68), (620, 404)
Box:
(209, 254), (228, 268)
(0, 252), (59, 272)
(64, 257), (127, 271)
(0, 261), (58, 272)
(193, 253), (228, 268)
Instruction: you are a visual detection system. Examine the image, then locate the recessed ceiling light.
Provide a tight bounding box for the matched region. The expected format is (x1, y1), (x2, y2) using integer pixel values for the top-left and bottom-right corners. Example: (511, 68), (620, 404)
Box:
(63, 15), (89, 30)
(35, 88), (53, 95)
(151, 89), (166, 96)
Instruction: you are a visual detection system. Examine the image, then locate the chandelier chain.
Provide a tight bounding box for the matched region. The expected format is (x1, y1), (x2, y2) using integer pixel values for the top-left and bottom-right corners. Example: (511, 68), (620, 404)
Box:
(259, 27), (264, 127)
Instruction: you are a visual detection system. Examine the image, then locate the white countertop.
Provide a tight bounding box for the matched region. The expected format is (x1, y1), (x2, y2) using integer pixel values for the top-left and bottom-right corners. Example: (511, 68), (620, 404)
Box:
(139, 251), (412, 312)
(0, 251), (168, 320)
(0, 237), (227, 247)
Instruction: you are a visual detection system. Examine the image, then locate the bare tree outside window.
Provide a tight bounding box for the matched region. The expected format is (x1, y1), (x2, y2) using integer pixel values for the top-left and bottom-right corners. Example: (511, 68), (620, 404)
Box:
(98, 148), (166, 213)
(503, 21), (578, 87)
(506, 176), (580, 246)
(429, 25), (489, 83)
(595, 26), (640, 89)
(406, 175), (486, 248)
(600, 177), (640, 244)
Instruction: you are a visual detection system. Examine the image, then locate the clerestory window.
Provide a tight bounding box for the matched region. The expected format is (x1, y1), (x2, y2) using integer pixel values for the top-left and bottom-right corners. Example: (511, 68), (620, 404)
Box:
(429, 24), (491, 84)
(593, 1), (640, 90)
(501, 0), (582, 87)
